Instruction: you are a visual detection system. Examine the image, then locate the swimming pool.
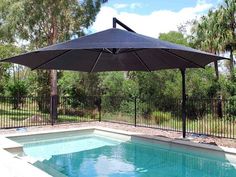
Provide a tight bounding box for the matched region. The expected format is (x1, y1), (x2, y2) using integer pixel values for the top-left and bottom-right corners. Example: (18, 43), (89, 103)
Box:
(9, 129), (236, 177)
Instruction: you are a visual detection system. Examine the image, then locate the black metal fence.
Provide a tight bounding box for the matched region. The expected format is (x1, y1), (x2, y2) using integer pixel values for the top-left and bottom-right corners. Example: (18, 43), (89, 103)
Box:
(0, 96), (235, 139)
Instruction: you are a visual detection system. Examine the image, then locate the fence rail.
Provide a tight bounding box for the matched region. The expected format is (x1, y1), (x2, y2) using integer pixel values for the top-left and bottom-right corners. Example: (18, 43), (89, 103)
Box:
(0, 96), (235, 139)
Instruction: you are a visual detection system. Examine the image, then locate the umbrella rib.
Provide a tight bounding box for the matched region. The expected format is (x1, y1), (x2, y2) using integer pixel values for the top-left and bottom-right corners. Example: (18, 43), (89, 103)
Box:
(116, 48), (121, 54)
(133, 51), (151, 72)
(90, 50), (103, 73)
(104, 48), (113, 54)
(161, 49), (205, 69)
(31, 50), (72, 70)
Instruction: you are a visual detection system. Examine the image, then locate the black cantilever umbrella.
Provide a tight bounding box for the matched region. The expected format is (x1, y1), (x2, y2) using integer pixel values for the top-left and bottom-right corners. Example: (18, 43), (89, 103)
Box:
(1, 18), (227, 138)
(1, 27), (226, 72)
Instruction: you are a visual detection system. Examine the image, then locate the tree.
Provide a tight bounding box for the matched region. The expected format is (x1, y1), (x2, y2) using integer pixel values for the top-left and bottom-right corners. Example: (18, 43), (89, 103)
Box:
(0, 0), (107, 113)
(0, 44), (22, 95)
(6, 80), (28, 109)
(59, 72), (101, 108)
(189, 1), (235, 80)
(220, 0), (236, 79)
(189, 10), (223, 80)
(159, 31), (189, 46)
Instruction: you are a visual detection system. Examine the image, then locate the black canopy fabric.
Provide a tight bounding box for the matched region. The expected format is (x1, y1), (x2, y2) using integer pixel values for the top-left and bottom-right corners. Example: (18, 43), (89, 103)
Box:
(1, 28), (226, 72)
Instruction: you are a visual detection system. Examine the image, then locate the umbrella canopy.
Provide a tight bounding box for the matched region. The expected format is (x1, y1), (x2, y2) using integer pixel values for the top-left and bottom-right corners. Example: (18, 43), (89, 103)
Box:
(1, 28), (226, 72)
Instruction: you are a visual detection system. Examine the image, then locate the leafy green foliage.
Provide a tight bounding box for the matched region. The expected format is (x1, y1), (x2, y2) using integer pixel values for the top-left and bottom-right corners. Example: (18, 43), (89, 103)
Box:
(189, 0), (236, 79)
(159, 31), (189, 46)
(58, 72), (101, 109)
(0, 0), (105, 46)
(0, 44), (22, 95)
(6, 80), (28, 109)
(151, 111), (172, 124)
(0, 0), (107, 115)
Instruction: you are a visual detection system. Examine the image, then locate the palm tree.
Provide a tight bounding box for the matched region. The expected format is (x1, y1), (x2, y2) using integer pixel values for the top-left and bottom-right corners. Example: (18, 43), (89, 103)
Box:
(220, 0), (236, 79)
(206, 9), (226, 80)
(190, 9), (223, 80)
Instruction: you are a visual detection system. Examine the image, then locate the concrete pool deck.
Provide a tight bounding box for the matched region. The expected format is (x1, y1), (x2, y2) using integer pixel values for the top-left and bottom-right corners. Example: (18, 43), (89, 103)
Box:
(0, 148), (51, 177)
(0, 122), (236, 177)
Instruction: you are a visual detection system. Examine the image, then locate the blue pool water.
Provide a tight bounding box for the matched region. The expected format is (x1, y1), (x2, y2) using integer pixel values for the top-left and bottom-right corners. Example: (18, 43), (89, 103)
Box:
(18, 135), (236, 177)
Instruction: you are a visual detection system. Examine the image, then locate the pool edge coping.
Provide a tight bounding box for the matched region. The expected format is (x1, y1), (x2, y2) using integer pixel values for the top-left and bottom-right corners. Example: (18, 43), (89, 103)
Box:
(2, 126), (236, 156)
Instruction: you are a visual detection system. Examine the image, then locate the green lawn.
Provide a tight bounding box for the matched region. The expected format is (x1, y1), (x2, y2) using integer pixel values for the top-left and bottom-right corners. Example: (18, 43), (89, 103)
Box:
(0, 104), (98, 128)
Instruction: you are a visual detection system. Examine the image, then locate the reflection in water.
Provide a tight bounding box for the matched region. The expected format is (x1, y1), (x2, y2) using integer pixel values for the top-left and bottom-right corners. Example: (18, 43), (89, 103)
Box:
(40, 141), (236, 177)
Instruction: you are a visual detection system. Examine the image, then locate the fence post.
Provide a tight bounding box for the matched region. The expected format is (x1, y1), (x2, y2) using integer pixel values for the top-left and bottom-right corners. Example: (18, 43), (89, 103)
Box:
(134, 97), (137, 127)
(99, 98), (102, 122)
(95, 97), (102, 122)
(50, 95), (58, 126)
(217, 95), (223, 118)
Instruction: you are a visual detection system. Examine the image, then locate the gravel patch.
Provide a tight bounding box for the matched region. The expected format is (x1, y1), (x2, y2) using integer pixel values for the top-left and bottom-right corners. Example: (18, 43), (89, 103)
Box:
(0, 121), (235, 148)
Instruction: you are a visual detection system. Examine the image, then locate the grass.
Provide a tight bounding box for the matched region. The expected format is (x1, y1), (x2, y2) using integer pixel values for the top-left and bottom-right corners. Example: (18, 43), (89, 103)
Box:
(0, 103), (98, 128)
(102, 111), (236, 138)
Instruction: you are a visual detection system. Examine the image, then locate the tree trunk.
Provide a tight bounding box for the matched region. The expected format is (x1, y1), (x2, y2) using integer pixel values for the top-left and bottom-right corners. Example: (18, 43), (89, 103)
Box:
(214, 61), (219, 81)
(212, 51), (219, 81)
(50, 70), (58, 96)
(50, 69), (58, 123)
(229, 48), (234, 80)
(49, 15), (58, 122)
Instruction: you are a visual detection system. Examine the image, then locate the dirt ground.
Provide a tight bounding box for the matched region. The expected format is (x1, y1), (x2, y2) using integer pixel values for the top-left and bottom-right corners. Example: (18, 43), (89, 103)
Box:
(0, 121), (235, 148)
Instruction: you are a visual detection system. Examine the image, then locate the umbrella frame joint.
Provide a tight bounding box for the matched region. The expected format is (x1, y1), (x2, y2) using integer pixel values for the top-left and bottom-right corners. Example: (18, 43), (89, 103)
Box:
(113, 17), (135, 33)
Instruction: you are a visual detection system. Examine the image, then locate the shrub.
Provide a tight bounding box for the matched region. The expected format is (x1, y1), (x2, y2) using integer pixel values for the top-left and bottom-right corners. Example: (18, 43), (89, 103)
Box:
(6, 80), (28, 109)
(225, 96), (236, 117)
(58, 107), (85, 116)
(137, 101), (152, 119)
(151, 111), (172, 124)
(186, 99), (209, 120)
(120, 100), (134, 116)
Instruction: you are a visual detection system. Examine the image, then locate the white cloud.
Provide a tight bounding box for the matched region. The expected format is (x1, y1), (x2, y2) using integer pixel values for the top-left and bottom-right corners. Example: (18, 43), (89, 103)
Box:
(113, 2), (142, 9)
(113, 3), (128, 9)
(91, 1), (213, 38)
(130, 3), (142, 9)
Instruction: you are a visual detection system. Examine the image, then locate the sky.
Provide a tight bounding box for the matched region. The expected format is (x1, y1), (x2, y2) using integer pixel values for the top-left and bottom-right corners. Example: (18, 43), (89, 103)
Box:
(90, 0), (224, 38)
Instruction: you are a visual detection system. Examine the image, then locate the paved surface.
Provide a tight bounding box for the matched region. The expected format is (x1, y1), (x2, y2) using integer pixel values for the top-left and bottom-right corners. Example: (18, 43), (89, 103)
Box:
(0, 149), (51, 177)
(0, 121), (235, 148)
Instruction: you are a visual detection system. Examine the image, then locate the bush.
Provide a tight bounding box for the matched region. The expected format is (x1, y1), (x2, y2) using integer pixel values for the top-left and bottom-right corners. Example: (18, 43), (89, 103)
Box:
(6, 80), (28, 109)
(120, 99), (134, 115)
(225, 96), (236, 120)
(101, 96), (124, 113)
(58, 107), (85, 116)
(186, 99), (209, 120)
(151, 111), (172, 124)
(137, 101), (152, 119)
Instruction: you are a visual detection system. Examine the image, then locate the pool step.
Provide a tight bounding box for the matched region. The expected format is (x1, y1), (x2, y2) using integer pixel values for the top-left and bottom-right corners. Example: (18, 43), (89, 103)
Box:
(34, 161), (67, 177)
(0, 137), (23, 155)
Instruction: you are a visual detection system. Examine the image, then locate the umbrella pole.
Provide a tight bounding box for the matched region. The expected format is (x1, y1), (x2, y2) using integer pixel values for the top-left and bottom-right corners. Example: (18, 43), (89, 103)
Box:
(181, 69), (186, 138)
